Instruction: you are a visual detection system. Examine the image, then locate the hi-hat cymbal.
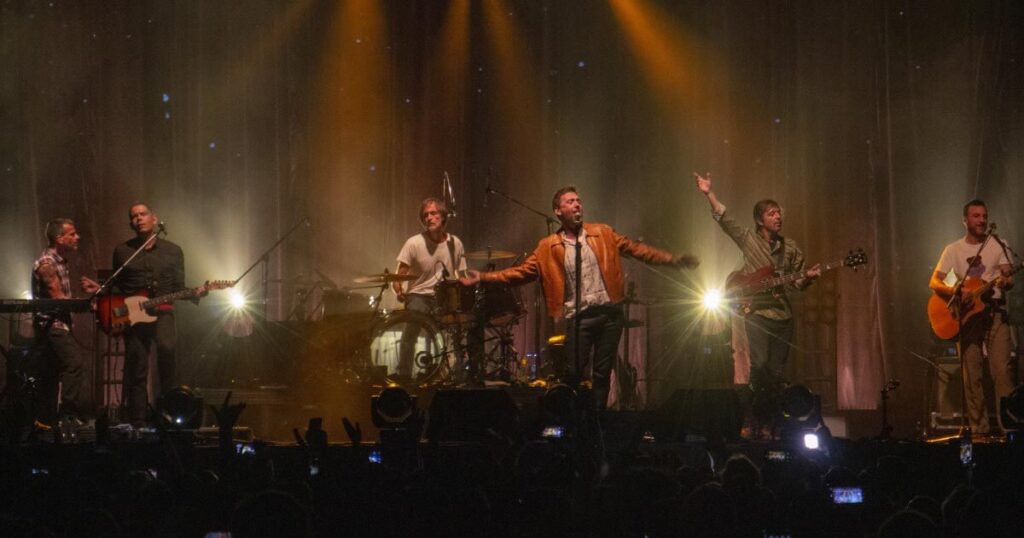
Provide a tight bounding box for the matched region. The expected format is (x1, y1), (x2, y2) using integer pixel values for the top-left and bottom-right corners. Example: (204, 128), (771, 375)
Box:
(353, 273), (417, 284)
(465, 249), (517, 261)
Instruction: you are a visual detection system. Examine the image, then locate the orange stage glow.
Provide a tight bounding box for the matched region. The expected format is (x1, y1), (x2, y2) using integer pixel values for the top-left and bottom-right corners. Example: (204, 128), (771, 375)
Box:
(481, 0), (542, 133)
(608, 0), (700, 105)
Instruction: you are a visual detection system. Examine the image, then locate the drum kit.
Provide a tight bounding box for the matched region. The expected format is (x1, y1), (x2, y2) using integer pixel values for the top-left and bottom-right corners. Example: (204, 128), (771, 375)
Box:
(308, 249), (527, 388)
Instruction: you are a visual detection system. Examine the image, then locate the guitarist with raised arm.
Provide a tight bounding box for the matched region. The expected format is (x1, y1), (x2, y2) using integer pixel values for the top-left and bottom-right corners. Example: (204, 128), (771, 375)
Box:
(83, 202), (193, 427)
(695, 173), (820, 437)
(928, 199), (1015, 438)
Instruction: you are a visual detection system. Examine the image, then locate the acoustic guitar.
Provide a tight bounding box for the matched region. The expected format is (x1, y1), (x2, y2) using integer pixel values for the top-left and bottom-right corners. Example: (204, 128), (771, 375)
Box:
(927, 262), (1021, 340)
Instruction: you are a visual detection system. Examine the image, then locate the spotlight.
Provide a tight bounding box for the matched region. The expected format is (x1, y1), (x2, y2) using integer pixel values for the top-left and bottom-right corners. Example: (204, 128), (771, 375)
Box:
(701, 288), (724, 311)
(781, 384), (819, 424)
(779, 384), (831, 457)
(229, 290), (247, 310)
(371, 384), (417, 429)
(156, 385), (203, 429)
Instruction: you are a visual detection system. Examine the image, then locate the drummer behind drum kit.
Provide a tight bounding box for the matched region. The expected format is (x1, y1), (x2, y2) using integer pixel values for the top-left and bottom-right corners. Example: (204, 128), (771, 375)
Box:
(314, 249), (527, 387)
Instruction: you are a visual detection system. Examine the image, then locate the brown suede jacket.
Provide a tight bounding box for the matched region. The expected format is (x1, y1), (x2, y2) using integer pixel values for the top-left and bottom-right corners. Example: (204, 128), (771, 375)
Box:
(480, 222), (678, 319)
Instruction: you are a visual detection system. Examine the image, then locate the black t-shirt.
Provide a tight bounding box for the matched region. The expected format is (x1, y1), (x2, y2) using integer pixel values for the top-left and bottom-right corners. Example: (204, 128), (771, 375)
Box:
(111, 237), (185, 297)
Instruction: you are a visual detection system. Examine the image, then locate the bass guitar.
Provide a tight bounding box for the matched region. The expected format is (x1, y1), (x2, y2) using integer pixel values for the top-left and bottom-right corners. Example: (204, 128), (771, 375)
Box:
(97, 280), (234, 336)
(927, 261), (1022, 340)
(726, 249), (867, 315)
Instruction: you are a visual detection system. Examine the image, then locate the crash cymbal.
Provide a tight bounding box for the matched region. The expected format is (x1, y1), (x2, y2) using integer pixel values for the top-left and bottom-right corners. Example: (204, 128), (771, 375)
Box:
(353, 273), (417, 284)
(465, 248), (517, 261)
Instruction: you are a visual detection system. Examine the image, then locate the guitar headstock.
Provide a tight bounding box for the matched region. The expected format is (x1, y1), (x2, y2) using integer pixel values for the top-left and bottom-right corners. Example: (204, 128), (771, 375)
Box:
(203, 280), (236, 291)
(844, 249), (868, 270)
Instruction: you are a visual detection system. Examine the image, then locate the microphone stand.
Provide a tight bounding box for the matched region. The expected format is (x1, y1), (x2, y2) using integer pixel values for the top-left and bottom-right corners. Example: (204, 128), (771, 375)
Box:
(90, 229), (164, 299)
(234, 218), (310, 324)
(485, 186), (560, 235)
(878, 379), (899, 441)
(485, 185), (561, 377)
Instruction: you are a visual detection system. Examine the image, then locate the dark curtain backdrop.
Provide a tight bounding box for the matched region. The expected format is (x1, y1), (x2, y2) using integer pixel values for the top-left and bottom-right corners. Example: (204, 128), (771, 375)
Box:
(2, 0), (1021, 437)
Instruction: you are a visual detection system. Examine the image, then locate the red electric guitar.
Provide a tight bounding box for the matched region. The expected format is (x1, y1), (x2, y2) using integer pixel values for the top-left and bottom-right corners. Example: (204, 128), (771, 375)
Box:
(725, 249), (867, 315)
(96, 280), (234, 336)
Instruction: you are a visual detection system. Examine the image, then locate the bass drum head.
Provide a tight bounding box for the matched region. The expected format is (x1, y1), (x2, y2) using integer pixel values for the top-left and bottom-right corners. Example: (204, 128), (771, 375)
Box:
(369, 310), (449, 385)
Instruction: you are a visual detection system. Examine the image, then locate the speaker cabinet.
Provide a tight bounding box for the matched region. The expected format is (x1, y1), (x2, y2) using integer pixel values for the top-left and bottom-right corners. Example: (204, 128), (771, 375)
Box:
(425, 389), (520, 443)
(657, 388), (741, 442)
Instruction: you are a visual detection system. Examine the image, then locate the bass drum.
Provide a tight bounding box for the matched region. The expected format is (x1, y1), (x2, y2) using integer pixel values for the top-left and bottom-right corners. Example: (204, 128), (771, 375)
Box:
(368, 310), (450, 385)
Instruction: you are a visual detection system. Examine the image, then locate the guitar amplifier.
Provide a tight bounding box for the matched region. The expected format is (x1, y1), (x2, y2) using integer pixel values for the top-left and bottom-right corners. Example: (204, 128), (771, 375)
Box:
(932, 356), (962, 418)
(928, 354), (998, 432)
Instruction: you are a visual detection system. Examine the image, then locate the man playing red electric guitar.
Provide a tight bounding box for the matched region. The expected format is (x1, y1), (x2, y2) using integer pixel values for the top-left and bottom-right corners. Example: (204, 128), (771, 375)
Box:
(928, 199), (1015, 437)
(82, 202), (191, 427)
(695, 172), (821, 436)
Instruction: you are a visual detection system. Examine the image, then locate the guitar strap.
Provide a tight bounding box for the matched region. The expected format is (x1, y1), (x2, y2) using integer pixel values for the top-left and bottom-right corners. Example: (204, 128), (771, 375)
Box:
(772, 236), (786, 274)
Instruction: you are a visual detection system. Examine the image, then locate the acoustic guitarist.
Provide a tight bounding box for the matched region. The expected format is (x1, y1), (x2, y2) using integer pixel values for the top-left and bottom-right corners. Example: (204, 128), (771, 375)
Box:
(695, 172), (820, 436)
(928, 199), (1014, 437)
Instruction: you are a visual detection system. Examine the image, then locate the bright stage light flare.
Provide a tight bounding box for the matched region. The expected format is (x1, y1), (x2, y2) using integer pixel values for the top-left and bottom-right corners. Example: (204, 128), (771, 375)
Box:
(702, 288), (723, 311)
(229, 290), (247, 310)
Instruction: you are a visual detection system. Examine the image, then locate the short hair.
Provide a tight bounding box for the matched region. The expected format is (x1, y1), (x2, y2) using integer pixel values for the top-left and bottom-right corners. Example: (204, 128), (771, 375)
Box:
(752, 199), (781, 225)
(45, 218), (74, 245)
(962, 199), (986, 217)
(128, 201), (153, 219)
(551, 185), (579, 210)
(419, 197), (448, 224)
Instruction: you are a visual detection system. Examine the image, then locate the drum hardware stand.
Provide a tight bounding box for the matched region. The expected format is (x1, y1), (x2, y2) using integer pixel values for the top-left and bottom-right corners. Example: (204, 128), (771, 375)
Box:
(481, 323), (520, 383)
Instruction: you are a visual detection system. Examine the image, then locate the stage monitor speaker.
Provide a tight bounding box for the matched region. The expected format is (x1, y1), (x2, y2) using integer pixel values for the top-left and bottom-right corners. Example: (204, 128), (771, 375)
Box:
(426, 389), (520, 443)
(657, 388), (741, 442)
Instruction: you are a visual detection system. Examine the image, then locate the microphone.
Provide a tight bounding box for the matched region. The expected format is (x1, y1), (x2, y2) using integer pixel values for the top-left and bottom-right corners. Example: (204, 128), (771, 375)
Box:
(573, 213), (583, 226)
(443, 171), (457, 219)
(158, 221), (167, 234)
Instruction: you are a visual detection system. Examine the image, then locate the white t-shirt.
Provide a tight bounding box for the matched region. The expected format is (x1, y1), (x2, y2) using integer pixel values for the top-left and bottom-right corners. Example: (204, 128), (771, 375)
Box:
(396, 232), (467, 296)
(934, 237), (1010, 299)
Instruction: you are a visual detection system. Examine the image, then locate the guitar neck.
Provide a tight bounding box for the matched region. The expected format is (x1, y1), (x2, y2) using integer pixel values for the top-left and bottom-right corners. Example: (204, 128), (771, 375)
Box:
(756, 257), (848, 290)
(970, 261), (1024, 299)
(141, 287), (200, 310)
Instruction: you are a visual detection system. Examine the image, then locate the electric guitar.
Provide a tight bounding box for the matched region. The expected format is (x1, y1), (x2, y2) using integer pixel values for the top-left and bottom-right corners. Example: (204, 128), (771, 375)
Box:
(96, 280), (234, 336)
(726, 249), (868, 315)
(927, 261), (1022, 340)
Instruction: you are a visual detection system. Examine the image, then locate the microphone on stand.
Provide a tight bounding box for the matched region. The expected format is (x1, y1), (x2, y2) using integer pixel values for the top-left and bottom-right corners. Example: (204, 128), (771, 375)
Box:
(443, 171), (456, 219)
(158, 221), (167, 235)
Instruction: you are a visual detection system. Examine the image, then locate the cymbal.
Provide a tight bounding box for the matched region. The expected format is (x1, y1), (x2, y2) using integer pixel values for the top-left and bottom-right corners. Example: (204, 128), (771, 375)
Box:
(353, 273), (416, 284)
(465, 249), (517, 261)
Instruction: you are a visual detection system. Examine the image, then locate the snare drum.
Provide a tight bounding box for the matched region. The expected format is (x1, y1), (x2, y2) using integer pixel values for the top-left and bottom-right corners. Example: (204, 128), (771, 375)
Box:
(434, 280), (477, 325)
